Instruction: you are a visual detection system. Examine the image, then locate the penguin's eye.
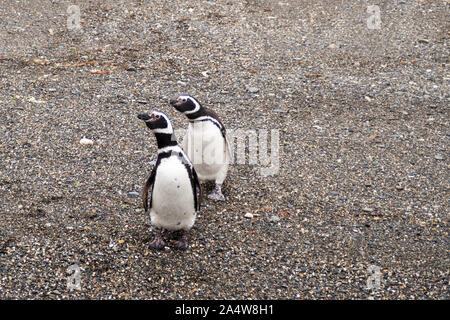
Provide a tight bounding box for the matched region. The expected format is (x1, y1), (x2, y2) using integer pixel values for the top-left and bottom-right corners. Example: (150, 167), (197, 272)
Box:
(180, 98), (187, 103)
(154, 114), (160, 119)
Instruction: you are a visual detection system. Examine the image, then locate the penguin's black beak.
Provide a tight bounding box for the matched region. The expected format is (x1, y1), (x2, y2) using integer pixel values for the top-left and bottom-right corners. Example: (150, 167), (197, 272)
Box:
(137, 113), (151, 121)
(169, 98), (178, 106)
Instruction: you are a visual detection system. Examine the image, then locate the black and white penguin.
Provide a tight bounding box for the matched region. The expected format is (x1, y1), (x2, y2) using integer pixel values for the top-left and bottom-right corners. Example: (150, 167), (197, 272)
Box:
(170, 95), (230, 201)
(137, 110), (201, 250)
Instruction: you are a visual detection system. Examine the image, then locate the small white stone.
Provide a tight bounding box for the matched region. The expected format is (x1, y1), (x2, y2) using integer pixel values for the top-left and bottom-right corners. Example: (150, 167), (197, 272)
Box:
(246, 86), (259, 93)
(28, 96), (45, 104)
(269, 215), (280, 223)
(312, 125), (323, 131)
(79, 138), (94, 145)
(244, 212), (253, 219)
(128, 191), (139, 197)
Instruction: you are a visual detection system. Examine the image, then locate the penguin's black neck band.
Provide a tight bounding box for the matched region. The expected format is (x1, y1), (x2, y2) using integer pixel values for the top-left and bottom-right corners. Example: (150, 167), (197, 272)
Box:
(153, 133), (178, 150)
(186, 108), (206, 120)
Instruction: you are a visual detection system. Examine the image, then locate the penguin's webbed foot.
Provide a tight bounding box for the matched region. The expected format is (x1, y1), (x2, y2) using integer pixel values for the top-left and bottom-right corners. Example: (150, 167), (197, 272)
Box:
(173, 231), (189, 251)
(149, 229), (166, 250)
(207, 184), (225, 202)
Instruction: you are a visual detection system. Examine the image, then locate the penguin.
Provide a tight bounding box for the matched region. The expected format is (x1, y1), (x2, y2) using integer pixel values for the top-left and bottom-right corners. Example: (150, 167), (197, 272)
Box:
(170, 94), (230, 201)
(137, 110), (201, 250)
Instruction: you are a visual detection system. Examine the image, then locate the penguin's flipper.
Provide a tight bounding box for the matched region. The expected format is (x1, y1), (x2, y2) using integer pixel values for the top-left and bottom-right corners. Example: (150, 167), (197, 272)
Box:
(192, 168), (202, 212)
(142, 167), (156, 212)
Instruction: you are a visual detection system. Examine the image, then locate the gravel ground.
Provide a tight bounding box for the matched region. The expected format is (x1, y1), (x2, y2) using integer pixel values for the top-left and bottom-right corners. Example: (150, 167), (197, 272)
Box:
(0, 0), (448, 299)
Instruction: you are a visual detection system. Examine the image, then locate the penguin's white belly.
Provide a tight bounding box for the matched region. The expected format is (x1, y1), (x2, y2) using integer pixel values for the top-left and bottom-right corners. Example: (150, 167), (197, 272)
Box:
(183, 122), (229, 183)
(150, 157), (196, 231)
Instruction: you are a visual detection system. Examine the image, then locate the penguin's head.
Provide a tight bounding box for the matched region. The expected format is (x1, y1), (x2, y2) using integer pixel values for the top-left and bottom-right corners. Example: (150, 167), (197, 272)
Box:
(169, 94), (201, 114)
(137, 110), (173, 134)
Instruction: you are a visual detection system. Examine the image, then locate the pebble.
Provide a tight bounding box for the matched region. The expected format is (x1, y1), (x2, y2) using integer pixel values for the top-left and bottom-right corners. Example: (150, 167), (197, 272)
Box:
(246, 86), (259, 94)
(269, 215), (281, 223)
(126, 66), (137, 72)
(244, 212), (253, 219)
(313, 125), (323, 131)
(362, 207), (374, 213)
(128, 191), (140, 197)
(137, 100), (148, 105)
(434, 154), (444, 160)
(79, 138), (94, 145)
(28, 97), (44, 104)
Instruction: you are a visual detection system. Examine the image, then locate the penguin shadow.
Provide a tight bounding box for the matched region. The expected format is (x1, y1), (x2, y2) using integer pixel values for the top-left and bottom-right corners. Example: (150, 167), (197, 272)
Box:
(163, 230), (189, 245)
(201, 181), (216, 197)
(139, 228), (191, 251)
